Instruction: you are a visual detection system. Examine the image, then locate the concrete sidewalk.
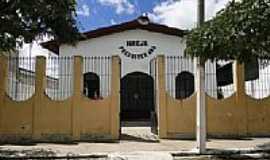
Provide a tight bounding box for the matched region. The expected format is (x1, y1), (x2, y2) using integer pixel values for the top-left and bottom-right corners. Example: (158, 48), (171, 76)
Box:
(0, 127), (270, 159)
(0, 138), (270, 158)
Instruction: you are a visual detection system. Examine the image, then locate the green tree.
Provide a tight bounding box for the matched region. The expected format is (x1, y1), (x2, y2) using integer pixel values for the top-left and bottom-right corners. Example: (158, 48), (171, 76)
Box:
(0, 0), (81, 53)
(185, 0), (270, 62)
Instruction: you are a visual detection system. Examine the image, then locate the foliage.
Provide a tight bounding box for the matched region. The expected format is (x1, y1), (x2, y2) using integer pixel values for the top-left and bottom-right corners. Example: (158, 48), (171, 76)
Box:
(185, 0), (270, 62)
(0, 0), (81, 53)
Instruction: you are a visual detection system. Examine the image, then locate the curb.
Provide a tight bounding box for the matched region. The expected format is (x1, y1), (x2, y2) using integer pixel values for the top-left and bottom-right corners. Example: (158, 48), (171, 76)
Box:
(172, 148), (270, 159)
(0, 154), (108, 160)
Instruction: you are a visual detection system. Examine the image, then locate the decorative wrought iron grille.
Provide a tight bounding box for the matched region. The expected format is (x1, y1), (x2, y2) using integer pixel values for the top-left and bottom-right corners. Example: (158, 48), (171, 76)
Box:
(83, 56), (112, 98)
(205, 60), (235, 99)
(150, 56), (157, 106)
(150, 57), (157, 85)
(45, 56), (74, 100)
(245, 58), (270, 99)
(165, 56), (195, 99)
(7, 56), (36, 101)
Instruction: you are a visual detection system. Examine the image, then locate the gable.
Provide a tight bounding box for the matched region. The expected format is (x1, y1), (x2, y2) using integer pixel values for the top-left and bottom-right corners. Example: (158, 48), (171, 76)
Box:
(41, 16), (187, 54)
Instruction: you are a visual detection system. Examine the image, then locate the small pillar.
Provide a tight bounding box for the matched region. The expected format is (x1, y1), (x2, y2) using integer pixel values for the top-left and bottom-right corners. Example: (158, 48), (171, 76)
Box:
(33, 56), (47, 139)
(234, 61), (248, 135)
(72, 56), (83, 140)
(157, 55), (167, 138)
(234, 61), (245, 99)
(110, 55), (120, 139)
(0, 55), (8, 106)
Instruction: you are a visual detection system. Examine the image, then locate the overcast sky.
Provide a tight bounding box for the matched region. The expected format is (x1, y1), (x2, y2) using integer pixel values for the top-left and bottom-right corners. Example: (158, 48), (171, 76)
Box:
(21, 0), (231, 57)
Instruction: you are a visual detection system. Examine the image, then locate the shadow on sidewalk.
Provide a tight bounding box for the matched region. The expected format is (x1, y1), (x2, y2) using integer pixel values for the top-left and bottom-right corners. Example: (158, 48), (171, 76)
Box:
(120, 133), (159, 143)
(257, 142), (270, 151)
(0, 148), (56, 157)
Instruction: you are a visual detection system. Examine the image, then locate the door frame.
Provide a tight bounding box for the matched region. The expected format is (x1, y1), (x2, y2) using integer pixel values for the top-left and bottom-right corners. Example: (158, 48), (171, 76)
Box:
(120, 71), (155, 122)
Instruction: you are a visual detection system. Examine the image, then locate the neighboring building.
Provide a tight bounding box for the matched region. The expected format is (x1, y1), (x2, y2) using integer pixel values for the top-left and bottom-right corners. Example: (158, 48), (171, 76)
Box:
(7, 56), (59, 101)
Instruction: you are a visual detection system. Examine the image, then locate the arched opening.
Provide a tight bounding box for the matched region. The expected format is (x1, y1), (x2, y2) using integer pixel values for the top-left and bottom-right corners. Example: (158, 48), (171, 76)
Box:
(121, 72), (154, 121)
(83, 72), (100, 99)
(175, 71), (195, 99)
(245, 58), (270, 99)
(205, 60), (236, 99)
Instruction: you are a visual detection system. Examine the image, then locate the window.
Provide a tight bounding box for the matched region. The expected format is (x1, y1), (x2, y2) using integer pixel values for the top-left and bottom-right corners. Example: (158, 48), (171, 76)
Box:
(83, 72), (100, 99)
(175, 71), (195, 99)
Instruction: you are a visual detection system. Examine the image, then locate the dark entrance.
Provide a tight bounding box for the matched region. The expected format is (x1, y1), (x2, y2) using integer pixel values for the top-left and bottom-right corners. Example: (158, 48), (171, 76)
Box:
(120, 72), (154, 121)
(83, 72), (100, 99)
(175, 71), (195, 99)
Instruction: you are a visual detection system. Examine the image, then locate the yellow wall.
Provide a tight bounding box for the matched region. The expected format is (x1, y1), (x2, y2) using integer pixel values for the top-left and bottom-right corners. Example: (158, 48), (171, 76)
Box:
(0, 55), (120, 143)
(39, 97), (73, 135)
(79, 97), (111, 136)
(247, 96), (270, 136)
(1, 54), (270, 142)
(0, 97), (33, 135)
(156, 56), (270, 139)
(161, 93), (270, 139)
(207, 94), (247, 137)
(166, 94), (196, 139)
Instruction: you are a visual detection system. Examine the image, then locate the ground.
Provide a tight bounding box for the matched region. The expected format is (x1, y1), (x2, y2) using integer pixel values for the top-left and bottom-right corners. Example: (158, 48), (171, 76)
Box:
(0, 127), (270, 159)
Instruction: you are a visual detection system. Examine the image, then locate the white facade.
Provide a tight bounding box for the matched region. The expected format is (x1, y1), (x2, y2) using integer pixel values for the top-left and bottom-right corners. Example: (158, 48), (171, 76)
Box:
(58, 28), (219, 98)
(60, 29), (186, 76)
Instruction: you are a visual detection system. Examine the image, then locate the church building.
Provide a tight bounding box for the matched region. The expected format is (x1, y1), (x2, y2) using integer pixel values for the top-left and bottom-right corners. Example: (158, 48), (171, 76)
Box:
(42, 16), (238, 122)
(1, 16), (269, 142)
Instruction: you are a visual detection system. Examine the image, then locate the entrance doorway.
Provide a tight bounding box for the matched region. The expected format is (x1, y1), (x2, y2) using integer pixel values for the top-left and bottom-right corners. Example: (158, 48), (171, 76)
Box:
(120, 72), (154, 121)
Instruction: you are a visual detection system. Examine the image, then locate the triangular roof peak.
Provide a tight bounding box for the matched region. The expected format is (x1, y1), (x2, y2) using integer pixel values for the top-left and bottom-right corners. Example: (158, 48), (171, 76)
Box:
(42, 15), (186, 54)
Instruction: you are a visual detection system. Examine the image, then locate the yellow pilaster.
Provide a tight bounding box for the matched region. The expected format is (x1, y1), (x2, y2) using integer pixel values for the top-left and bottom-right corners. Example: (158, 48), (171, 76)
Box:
(0, 55), (8, 130)
(234, 61), (248, 135)
(110, 55), (120, 139)
(157, 55), (167, 138)
(72, 56), (83, 140)
(234, 62), (245, 99)
(0, 55), (7, 102)
(33, 56), (46, 139)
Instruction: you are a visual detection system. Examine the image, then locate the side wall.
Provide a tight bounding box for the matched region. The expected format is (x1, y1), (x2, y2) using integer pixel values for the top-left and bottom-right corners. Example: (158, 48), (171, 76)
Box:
(0, 55), (120, 143)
